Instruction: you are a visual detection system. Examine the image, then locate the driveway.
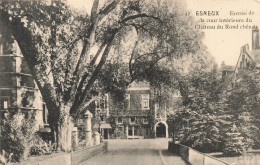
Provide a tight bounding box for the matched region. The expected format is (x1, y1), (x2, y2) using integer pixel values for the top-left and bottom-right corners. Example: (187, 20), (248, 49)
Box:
(80, 139), (187, 165)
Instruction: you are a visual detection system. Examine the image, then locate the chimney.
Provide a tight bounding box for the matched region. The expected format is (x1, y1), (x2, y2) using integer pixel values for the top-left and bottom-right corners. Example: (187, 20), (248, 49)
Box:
(252, 26), (260, 50)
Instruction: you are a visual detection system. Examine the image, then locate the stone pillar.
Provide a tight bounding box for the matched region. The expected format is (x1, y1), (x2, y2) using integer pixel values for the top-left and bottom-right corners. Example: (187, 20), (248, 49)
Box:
(126, 125), (128, 139)
(93, 131), (100, 145)
(84, 110), (93, 146)
(72, 127), (78, 149)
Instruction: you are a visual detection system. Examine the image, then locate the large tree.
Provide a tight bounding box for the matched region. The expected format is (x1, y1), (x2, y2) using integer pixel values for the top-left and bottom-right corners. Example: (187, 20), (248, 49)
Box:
(172, 65), (228, 152)
(227, 66), (260, 149)
(0, 0), (204, 151)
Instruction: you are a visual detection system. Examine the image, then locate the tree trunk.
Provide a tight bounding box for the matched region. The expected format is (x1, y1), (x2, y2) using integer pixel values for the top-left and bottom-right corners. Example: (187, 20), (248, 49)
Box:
(59, 115), (74, 152)
(58, 104), (74, 152)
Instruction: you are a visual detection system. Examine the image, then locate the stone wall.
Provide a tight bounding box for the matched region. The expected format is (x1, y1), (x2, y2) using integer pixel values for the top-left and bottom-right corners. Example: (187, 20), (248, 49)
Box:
(168, 142), (229, 165)
(14, 142), (108, 165)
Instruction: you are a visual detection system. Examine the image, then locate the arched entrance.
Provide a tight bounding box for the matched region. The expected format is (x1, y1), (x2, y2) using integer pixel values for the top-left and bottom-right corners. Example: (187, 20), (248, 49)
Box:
(155, 121), (168, 138)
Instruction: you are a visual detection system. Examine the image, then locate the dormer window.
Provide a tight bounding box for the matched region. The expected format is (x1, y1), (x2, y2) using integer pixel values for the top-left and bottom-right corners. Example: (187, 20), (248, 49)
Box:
(141, 94), (149, 110)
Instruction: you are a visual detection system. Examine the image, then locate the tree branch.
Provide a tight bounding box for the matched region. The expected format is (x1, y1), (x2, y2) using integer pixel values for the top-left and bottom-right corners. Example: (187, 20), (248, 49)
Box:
(131, 53), (169, 81)
(129, 39), (139, 80)
(72, 42), (106, 104)
(90, 42), (106, 67)
(98, 1), (119, 19)
(75, 96), (97, 117)
(73, 38), (89, 76)
(121, 14), (163, 24)
(72, 1), (118, 93)
(91, 0), (99, 21)
(70, 30), (118, 115)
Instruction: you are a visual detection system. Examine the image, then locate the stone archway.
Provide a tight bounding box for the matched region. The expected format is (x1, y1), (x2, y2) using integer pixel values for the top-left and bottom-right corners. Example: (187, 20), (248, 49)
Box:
(154, 121), (168, 138)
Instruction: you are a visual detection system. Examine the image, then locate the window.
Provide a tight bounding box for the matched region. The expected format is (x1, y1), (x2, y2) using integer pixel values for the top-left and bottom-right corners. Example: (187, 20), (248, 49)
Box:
(95, 94), (108, 110)
(118, 126), (123, 132)
(0, 42), (13, 54)
(154, 89), (161, 96)
(42, 103), (48, 124)
(155, 103), (160, 118)
(130, 117), (136, 123)
(0, 43), (3, 54)
(128, 126), (138, 136)
(143, 118), (148, 124)
(134, 126), (138, 136)
(0, 97), (9, 110)
(96, 99), (100, 109)
(146, 128), (149, 135)
(141, 94), (149, 109)
(117, 117), (123, 124)
(21, 91), (34, 107)
(100, 115), (104, 121)
(157, 112), (161, 118)
(128, 127), (133, 136)
(3, 100), (8, 109)
(125, 94), (130, 109)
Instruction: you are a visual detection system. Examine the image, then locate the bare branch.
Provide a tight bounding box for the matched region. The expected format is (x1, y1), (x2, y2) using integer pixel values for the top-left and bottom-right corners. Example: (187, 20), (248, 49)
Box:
(70, 30), (118, 115)
(73, 22), (95, 77)
(98, 1), (119, 19)
(73, 39), (88, 76)
(73, 72), (89, 105)
(129, 39), (139, 80)
(131, 52), (169, 81)
(90, 42), (106, 67)
(72, 42), (106, 104)
(91, 0), (99, 21)
(75, 96), (97, 117)
(121, 14), (163, 24)
(73, 1), (118, 81)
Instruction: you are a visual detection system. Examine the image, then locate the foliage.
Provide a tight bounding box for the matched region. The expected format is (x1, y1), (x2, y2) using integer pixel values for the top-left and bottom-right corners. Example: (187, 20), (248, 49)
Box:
(174, 66), (227, 152)
(226, 67), (260, 149)
(0, 112), (38, 162)
(0, 150), (13, 165)
(174, 63), (260, 154)
(30, 136), (56, 156)
(0, 0), (205, 150)
(222, 125), (245, 156)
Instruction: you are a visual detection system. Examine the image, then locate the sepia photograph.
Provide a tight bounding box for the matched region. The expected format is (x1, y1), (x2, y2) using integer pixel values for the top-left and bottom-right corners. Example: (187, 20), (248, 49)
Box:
(0, 0), (260, 164)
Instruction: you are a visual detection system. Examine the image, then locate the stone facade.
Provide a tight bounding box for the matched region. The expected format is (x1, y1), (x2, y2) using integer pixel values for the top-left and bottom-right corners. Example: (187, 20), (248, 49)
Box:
(0, 31), (47, 128)
(97, 81), (170, 139)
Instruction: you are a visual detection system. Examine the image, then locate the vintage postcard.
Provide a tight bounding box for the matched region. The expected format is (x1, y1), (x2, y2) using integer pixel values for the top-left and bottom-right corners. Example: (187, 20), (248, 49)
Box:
(0, 0), (260, 165)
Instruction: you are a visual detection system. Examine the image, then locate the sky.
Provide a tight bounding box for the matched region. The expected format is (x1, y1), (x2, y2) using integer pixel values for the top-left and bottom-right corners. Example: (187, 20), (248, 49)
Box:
(186, 0), (260, 66)
(68, 0), (260, 66)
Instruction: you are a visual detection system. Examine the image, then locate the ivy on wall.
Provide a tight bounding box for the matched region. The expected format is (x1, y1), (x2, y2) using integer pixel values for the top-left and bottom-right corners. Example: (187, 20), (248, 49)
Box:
(0, 56), (15, 72)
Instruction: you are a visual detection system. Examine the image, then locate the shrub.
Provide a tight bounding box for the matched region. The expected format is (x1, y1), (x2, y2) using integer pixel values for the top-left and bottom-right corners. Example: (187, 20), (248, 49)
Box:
(222, 125), (245, 156)
(0, 150), (13, 165)
(30, 139), (56, 156)
(0, 112), (38, 162)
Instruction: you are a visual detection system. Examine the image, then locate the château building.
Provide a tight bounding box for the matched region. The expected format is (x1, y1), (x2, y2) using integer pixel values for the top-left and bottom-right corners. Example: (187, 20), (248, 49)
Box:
(93, 81), (170, 140)
(234, 27), (260, 75)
